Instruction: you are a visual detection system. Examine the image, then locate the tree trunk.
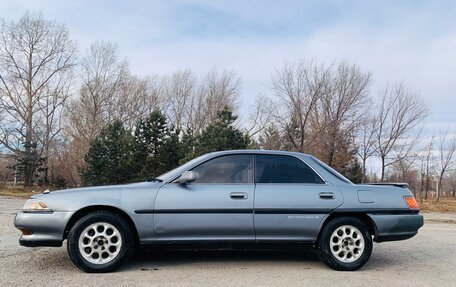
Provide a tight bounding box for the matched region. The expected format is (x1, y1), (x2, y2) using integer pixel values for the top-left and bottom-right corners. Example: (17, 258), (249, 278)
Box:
(24, 51), (34, 187)
(24, 97), (33, 187)
(424, 175), (429, 200)
(419, 174), (425, 204)
(380, 156), (386, 182)
(361, 158), (367, 183)
(437, 174), (443, 202)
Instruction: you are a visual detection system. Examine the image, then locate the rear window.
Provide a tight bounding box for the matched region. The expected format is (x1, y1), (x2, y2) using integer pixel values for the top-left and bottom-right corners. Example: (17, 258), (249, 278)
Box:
(255, 155), (324, 184)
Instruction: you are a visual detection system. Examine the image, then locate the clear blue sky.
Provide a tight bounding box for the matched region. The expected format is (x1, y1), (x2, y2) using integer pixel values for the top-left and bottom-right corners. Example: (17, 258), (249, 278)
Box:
(1, 0), (455, 133)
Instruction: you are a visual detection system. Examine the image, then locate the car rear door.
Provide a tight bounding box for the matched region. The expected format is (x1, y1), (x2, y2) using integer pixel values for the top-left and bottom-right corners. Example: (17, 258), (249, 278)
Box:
(154, 154), (255, 241)
(253, 154), (343, 242)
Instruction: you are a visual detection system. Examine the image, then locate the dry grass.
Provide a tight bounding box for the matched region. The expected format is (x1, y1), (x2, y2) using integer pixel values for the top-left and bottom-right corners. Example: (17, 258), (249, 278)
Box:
(419, 198), (456, 213)
(0, 186), (45, 199)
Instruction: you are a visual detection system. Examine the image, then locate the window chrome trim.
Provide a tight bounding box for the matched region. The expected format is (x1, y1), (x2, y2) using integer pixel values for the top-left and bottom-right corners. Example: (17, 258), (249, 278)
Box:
(167, 152), (329, 185)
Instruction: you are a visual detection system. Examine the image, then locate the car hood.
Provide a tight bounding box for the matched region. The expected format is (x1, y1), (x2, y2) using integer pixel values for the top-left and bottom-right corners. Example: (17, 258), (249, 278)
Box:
(28, 181), (163, 212)
(32, 181), (159, 198)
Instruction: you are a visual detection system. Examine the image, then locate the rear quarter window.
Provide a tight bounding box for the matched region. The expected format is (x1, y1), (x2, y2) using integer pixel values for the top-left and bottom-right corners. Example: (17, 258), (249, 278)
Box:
(308, 156), (352, 184)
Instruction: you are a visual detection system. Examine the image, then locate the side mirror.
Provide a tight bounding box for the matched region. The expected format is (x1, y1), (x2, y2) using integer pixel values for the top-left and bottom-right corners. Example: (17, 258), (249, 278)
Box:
(177, 171), (197, 184)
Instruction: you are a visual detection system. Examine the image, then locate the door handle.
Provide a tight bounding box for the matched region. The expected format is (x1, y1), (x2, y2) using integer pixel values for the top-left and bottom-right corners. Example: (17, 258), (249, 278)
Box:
(230, 192), (248, 200)
(319, 192), (335, 199)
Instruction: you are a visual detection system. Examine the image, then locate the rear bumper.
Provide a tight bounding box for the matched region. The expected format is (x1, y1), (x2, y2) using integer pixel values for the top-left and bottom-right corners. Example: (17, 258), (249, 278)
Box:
(369, 213), (424, 243)
(14, 211), (74, 247)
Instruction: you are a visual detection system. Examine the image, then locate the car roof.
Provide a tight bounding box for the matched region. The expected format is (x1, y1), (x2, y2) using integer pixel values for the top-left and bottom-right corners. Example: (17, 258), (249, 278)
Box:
(205, 149), (311, 158)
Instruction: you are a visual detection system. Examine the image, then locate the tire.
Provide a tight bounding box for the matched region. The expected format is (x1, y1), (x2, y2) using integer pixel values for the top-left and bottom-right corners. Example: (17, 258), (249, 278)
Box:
(67, 211), (134, 273)
(318, 217), (373, 271)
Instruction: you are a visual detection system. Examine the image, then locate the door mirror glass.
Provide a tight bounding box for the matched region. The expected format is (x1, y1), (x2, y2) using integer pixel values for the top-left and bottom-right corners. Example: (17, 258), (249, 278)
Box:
(177, 171), (197, 184)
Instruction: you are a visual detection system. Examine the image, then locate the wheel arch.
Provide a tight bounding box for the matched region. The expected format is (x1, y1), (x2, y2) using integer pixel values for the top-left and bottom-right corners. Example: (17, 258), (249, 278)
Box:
(64, 205), (140, 246)
(315, 212), (379, 245)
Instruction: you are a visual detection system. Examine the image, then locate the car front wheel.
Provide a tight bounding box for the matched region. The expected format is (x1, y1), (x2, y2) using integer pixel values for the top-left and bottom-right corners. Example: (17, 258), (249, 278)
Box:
(67, 211), (134, 273)
(318, 217), (373, 271)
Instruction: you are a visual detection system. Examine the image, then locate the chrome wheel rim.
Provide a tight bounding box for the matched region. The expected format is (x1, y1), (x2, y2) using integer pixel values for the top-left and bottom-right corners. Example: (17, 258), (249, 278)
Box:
(330, 225), (365, 263)
(78, 222), (122, 265)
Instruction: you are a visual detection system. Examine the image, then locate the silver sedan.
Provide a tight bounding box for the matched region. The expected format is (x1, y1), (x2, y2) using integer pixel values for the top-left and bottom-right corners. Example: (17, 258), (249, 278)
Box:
(14, 150), (424, 272)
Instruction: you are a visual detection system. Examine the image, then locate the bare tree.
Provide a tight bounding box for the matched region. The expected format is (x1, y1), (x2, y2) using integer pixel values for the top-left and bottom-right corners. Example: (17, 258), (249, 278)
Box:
(416, 136), (435, 201)
(65, 42), (164, 147)
(0, 153), (14, 183)
(356, 115), (378, 182)
(271, 60), (329, 152)
(36, 82), (72, 184)
(65, 41), (126, 146)
(0, 13), (76, 186)
(63, 41), (164, 186)
(165, 68), (240, 133)
(315, 62), (371, 168)
(191, 68), (240, 132)
(271, 60), (371, 178)
(448, 171), (456, 197)
(389, 155), (419, 194)
(108, 73), (164, 130)
(163, 70), (196, 131)
(375, 83), (428, 181)
(245, 95), (275, 138)
(436, 127), (456, 201)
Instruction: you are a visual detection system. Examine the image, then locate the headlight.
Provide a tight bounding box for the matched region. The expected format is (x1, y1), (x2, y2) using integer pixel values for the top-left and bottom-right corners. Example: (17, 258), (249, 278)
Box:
(22, 199), (52, 212)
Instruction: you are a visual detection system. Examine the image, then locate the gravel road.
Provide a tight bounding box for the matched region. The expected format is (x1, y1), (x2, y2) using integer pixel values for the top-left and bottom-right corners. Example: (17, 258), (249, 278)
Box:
(1, 196), (455, 287)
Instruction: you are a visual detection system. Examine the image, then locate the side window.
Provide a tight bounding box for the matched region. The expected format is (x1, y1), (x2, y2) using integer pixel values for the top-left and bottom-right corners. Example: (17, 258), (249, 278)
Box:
(191, 155), (254, 183)
(255, 155), (324, 184)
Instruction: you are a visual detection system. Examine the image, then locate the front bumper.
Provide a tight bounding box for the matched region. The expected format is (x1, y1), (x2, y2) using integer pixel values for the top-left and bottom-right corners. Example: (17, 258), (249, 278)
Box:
(14, 211), (74, 247)
(369, 213), (424, 243)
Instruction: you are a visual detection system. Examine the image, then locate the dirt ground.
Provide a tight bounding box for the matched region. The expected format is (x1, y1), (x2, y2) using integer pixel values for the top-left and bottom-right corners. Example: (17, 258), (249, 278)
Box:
(1, 196), (455, 287)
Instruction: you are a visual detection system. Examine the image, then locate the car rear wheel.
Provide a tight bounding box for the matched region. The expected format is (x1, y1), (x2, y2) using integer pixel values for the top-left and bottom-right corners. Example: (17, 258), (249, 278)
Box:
(318, 217), (372, 271)
(67, 211), (133, 273)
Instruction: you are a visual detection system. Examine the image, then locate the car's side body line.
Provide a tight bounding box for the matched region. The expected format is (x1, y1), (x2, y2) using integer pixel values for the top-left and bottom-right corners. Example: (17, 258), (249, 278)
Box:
(137, 209), (253, 214)
(135, 208), (335, 214)
(334, 208), (419, 215)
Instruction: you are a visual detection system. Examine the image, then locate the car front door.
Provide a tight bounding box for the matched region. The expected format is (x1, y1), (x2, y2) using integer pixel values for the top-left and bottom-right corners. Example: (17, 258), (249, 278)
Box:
(154, 154), (255, 241)
(253, 154), (343, 242)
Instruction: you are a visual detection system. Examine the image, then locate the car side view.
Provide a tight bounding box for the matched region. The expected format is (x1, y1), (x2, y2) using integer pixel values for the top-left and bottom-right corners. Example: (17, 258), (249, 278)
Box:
(14, 150), (424, 272)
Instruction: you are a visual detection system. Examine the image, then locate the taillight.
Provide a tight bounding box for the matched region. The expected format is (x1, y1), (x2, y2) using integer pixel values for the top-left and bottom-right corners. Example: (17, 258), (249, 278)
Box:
(404, 196), (419, 209)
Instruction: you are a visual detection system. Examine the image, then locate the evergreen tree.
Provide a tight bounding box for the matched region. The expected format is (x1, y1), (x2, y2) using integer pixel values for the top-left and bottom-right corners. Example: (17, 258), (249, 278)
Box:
(156, 130), (182, 173)
(179, 129), (196, 163)
(342, 157), (363, 183)
(192, 107), (250, 157)
(83, 120), (134, 186)
(258, 125), (283, 150)
(133, 110), (183, 178)
(13, 141), (45, 186)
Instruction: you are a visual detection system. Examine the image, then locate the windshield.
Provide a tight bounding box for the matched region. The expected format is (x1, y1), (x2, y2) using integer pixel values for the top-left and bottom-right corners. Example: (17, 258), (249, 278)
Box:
(308, 156), (352, 184)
